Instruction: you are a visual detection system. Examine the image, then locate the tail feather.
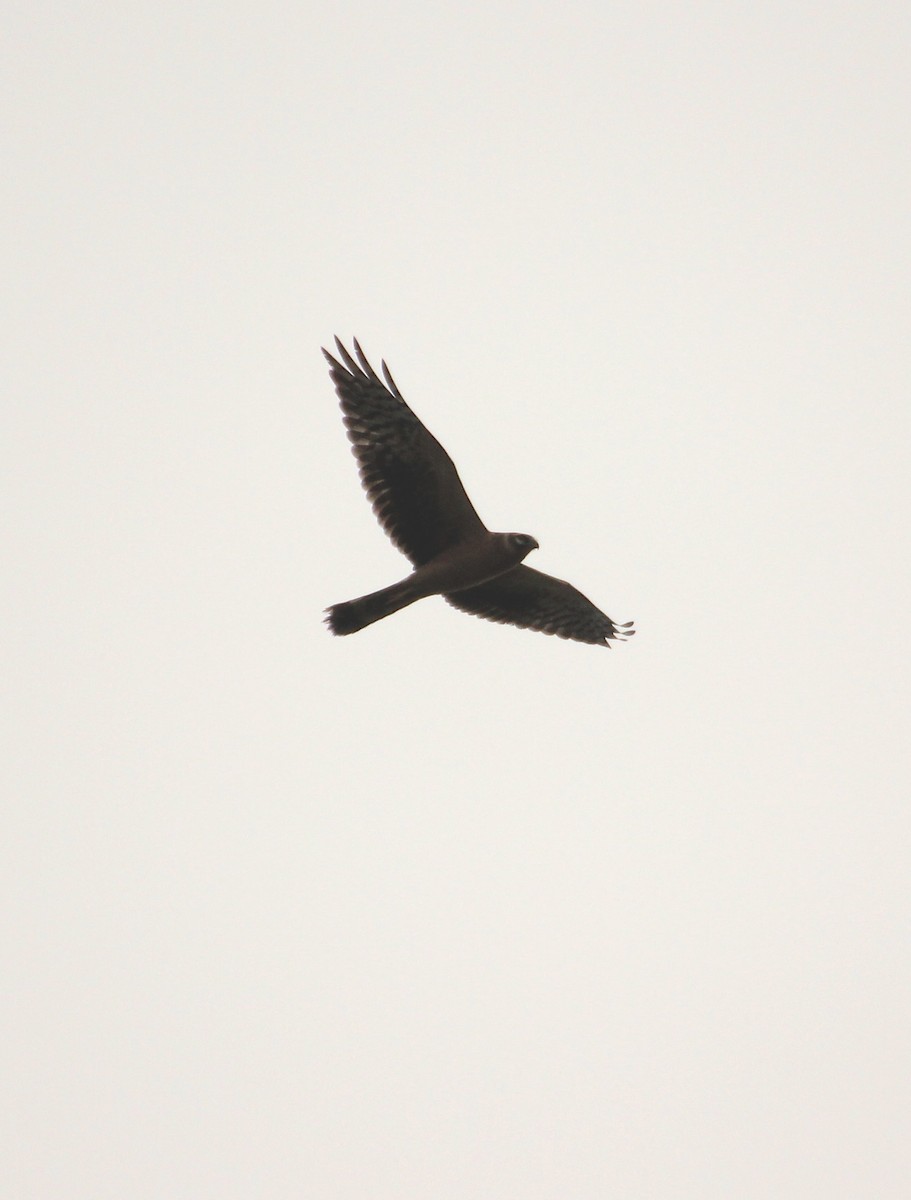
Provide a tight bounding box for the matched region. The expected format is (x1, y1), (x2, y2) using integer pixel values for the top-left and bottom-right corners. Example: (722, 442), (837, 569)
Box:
(324, 580), (417, 636)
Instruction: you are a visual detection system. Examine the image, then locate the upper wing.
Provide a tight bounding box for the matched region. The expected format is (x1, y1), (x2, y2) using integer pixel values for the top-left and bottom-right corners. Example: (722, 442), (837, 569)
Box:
(444, 564), (635, 647)
(324, 338), (487, 566)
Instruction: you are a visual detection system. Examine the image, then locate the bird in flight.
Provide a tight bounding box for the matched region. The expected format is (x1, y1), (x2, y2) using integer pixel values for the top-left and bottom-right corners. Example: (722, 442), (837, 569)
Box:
(323, 338), (634, 648)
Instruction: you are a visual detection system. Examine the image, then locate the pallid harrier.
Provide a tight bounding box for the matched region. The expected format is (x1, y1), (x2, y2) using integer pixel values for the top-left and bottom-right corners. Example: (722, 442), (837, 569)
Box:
(324, 338), (634, 648)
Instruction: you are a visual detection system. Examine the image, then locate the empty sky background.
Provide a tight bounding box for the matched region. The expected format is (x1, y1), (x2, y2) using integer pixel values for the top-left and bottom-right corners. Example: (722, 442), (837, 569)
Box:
(4, 2), (910, 1196)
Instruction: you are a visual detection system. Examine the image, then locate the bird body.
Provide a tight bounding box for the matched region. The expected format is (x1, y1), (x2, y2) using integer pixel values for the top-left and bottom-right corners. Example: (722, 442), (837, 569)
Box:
(324, 338), (634, 648)
(327, 530), (539, 635)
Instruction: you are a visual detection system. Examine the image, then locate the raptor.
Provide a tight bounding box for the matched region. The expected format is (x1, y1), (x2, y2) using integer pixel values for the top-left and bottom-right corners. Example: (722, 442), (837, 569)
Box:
(323, 338), (634, 648)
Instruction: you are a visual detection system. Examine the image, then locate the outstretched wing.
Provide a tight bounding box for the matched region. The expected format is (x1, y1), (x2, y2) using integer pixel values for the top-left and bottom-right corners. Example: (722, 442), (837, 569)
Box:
(324, 338), (488, 566)
(444, 564), (635, 647)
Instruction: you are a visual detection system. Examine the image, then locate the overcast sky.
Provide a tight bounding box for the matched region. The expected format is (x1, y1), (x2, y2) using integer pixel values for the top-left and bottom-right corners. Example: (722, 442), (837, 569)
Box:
(4, 2), (910, 1196)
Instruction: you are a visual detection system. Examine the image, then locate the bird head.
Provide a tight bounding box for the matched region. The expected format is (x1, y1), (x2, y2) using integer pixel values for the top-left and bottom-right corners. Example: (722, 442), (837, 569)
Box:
(505, 532), (539, 560)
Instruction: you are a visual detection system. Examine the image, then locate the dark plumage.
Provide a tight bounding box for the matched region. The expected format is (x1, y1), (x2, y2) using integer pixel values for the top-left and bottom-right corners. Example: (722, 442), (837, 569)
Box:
(323, 338), (634, 647)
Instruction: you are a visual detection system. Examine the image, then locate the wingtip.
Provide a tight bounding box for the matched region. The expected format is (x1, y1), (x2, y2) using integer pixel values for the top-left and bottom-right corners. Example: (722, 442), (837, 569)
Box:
(331, 336), (361, 375)
(353, 338), (383, 383)
(381, 358), (402, 397)
(324, 337), (397, 396)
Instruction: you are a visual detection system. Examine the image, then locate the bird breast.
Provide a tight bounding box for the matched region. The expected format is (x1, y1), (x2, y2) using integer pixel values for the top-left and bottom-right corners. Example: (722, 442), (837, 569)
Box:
(409, 533), (531, 598)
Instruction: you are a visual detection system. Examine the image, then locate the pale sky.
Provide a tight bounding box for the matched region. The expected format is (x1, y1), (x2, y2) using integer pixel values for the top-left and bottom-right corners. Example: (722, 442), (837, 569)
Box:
(4, 2), (910, 1197)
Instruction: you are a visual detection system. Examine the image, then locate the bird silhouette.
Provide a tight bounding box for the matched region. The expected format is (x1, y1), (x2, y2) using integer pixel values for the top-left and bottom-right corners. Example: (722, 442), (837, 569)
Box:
(323, 338), (634, 648)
